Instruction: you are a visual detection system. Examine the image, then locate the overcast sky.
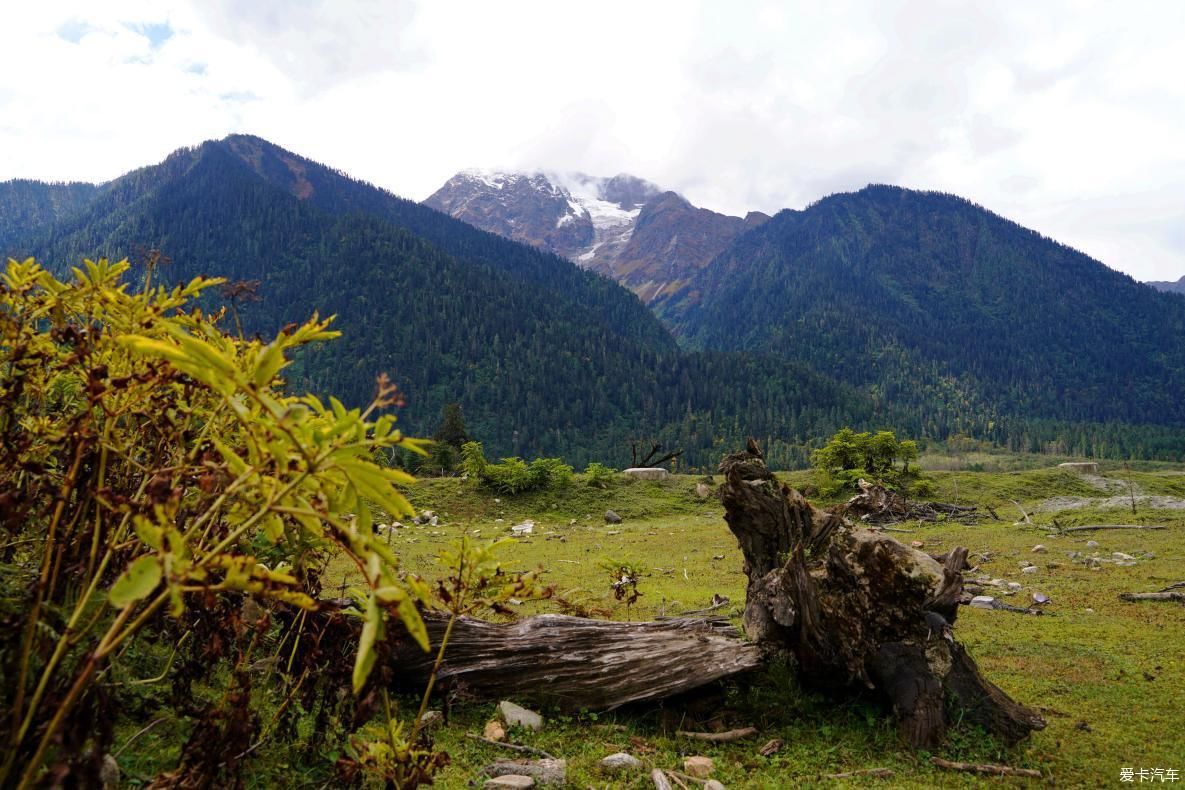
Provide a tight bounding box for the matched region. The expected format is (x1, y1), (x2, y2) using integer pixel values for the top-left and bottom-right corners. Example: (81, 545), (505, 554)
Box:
(3, 1), (1184, 281)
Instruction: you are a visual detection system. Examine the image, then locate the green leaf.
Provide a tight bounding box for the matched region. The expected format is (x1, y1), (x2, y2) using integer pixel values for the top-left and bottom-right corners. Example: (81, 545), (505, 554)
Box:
(353, 594), (384, 693)
(109, 555), (162, 608)
(396, 601), (430, 653)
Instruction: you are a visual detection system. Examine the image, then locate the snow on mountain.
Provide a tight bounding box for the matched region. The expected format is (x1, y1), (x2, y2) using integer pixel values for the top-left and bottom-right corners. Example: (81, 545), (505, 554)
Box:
(424, 169), (765, 307)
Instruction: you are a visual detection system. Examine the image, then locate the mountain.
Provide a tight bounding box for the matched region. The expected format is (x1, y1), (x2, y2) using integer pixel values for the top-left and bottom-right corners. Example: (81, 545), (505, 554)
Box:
(1, 135), (869, 469)
(0, 179), (99, 250)
(425, 170), (767, 305)
(672, 184), (1185, 454)
(1147, 275), (1185, 295)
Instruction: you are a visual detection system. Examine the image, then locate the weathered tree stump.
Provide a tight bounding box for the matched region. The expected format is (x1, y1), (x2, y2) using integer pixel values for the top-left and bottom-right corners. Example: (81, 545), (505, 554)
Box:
(719, 442), (1044, 746)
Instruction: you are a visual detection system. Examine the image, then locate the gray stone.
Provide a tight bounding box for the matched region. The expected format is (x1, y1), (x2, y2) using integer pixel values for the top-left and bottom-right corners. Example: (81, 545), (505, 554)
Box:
(600, 752), (642, 772)
(1022, 565), (1039, 574)
(484, 759), (566, 786)
(1007, 582), (1023, 592)
(695, 482), (714, 498)
(970, 595), (996, 609)
(498, 700), (544, 730)
(485, 776), (534, 789)
(705, 782), (727, 790)
(1032, 544), (1047, 553)
(623, 467), (670, 480)
(419, 710), (444, 732)
(1113, 552), (1136, 561)
(1086, 540), (1100, 548)
(604, 510), (623, 524)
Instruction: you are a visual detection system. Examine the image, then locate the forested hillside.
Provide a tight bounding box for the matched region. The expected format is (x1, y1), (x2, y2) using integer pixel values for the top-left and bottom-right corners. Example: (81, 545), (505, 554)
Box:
(2, 137), (870, 468)
(0, 179), (98, 249)
(669, 185), (1185, 458)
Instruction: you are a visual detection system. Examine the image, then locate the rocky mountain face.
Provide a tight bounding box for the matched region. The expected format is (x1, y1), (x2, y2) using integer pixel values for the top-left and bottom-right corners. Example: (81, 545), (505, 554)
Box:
(424, 170), (767, 305)
(1148, 275), (1185, 295)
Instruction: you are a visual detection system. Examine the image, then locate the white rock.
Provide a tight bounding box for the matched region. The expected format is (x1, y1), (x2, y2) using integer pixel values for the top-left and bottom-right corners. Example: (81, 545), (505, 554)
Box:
(704, 782), (727, 790)
(1086, 540), (1100, 548)
(600, 752), (642, 772)
(623, 467), (670, 480)
(970, 595), (996, 609)
(511, 520), (535, 535)
(1032, 544), (1047, 553)
(684, 756), (714, 778)
(1022, 565), (1039, 574)
(1007, 582), (1023, 591)
(498, 700), (543, 730)
(1113, 552), (1136, 561)
(485, 776), (534, 789)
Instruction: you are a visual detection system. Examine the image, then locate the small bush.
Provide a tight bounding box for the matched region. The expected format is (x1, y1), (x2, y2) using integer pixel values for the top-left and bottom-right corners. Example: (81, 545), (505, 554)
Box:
(583, 462), (617, 488)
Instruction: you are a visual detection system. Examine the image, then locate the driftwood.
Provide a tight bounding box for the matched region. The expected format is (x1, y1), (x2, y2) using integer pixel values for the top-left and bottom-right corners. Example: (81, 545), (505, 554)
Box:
(1009, 499), (1032, 524)
(1119, 591), (1185, 603)
(676, 726), (758, 742)
(651, 768), (674, 790)
(1058, 524), (1166, 533)
(931, 756), (1041, 778)
(388, 612), (761, 710)
(843, 479), (979, 524)
(720, 443), (1044, 748)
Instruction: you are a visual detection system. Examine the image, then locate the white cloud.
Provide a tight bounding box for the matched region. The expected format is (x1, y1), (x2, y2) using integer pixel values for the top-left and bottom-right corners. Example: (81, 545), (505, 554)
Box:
(1, 0), (1183, 280)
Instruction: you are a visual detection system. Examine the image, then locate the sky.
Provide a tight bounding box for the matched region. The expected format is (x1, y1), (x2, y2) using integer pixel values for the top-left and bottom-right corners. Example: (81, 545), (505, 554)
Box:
(2, 0), (1184, 282)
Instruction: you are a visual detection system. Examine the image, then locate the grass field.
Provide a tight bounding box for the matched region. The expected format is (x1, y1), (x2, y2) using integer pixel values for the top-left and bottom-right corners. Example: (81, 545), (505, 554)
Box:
(308, 464), (1185, 788)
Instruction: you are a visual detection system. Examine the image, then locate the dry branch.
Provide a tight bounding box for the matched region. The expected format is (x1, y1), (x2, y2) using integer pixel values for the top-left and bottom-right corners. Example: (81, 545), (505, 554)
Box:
(676, 727), (758, 743)
(1009, 499), (1032, 524)
(1059, 524), (1166, 533)
(651, 767), (674, 790)
(1119, 591), (1185, 603)
(843, 480), (979, 524)
(825, 768), (894, 779)
(931, 756), (1041, 778)
(465, 734), (555, 760)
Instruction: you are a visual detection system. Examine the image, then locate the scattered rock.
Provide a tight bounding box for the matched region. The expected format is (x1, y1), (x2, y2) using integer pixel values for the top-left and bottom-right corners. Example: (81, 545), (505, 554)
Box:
(1085, 608), (1095, 613)
(419, 710), (444, 732)
(684, 756), (714, 778)
(485, 776), (534, 789)
(705, 781), (727, 790)
(600, 752), (642, 772)
(1032, 544), (1047, 553)
(1086, 540), (1100, 548)
(695, 482), (713, 498)
(1113, 552), (1136, 561)
(484, 720), (506, 741)
(1022, 565), (1039, 574)
(511, 520), (535, 536)
(970, 595), (996, 609)
(910, 540), (925, 549)
(604, 510), (623, 524)
(1032, 593), (1051, 605)
(499, 700), (544, 731)
(484, 759), (566, 786)
(624, 467), (670, 480)
(1007, 582), (1023, 592)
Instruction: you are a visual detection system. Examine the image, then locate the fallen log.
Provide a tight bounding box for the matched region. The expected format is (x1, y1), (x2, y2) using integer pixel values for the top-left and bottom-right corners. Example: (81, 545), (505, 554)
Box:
(1119, 591), (1185, 603)
(676, 727), (758, 742)
(826, 767), (894, 779)
(931, 756), (1041, 778)
(1059, 524), (1166, 533)
(720, 444), (1044, 748)
(651, 768), (674, 790)
(388, 613), (762, 710)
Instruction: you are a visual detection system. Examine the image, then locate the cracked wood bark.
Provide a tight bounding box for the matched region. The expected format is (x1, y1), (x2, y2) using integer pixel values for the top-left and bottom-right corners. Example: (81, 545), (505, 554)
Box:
(388, 613), (762, 710)
(719, 443), (1044, 747)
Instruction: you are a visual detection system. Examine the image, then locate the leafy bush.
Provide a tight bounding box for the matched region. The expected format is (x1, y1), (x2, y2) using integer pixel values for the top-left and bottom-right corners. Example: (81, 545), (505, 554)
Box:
(583, 462), (617, 487)
(0, 257), (522, 787)
(811, 428), (923, 495)
(463, 445), (574, 494)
